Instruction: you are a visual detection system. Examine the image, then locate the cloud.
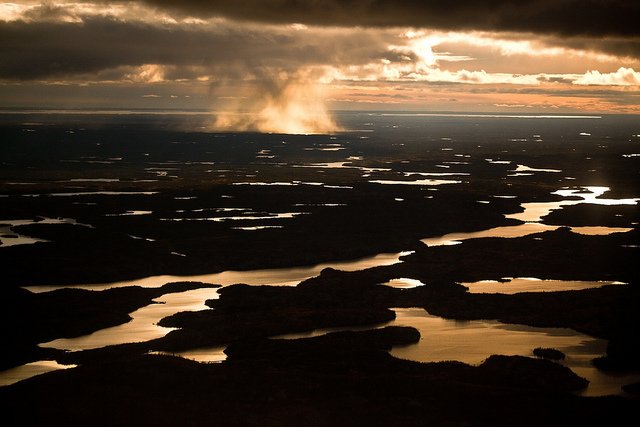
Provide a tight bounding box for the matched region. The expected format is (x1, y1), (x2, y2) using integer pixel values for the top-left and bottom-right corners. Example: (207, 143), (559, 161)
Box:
(2, 4), (638, 85)
(2, 2), (639, 116)
(2, 13), (636, 97)
(0, 18), (208, 79)
(139, 0), (639, 37)
(0, 16), (396, 80)
(8, 2), (638, 61)
(126, 64), (166, 83)
(573, 67), (640, 85)
(140, 1), (640, 61)
(540, 35), (640, 61)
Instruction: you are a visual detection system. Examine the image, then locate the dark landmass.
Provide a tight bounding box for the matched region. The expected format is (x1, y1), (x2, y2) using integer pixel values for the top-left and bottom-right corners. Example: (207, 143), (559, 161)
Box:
(0, 281), (219, 370)
(533, 347), (566, 360)
(593, 339), (640, 372)
(51, 228), (638, 371)
(544, 203), (639, 228)
(398, 227), (639, 284)
(622, 382), (640, 396)
(0, 184), (520, 286)
(2, 329), (625, 427)
(1, 114), (638, 287)
(1, 113), (638, 425)
(152, 236), (640, 369)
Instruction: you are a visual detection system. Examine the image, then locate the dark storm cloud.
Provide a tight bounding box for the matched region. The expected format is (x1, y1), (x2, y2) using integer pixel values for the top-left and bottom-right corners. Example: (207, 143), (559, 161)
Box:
(548, 36), (640, 59)
(0, 17), (391, 80)
(139, 0), (639, 37)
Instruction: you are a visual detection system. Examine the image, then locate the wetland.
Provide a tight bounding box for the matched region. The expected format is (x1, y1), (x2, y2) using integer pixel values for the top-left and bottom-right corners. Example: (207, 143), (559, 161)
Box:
(1, 111), (639, 426)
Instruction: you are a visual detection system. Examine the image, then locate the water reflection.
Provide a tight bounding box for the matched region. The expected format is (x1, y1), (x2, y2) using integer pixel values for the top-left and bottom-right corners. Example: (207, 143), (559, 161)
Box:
(422, 223), (556, 246)
(0, 360), (76, 387)
(423, 186), (636, 246)
(513, 164), (561, 173)
(232, 181), (324, 186)
(19, 191), (158, 197)
(41, 288), (219, 351)
(271, 307), (639, 396)
(105, 210), (152, 216)
(232, 226), (284, 231)
(161, 212), (305, 222)
(58, 178), (120, 183)
(380, 278), (427, 289)
(152, 346), (227, 364)
(12, 185), (639, 392)
(369, 179), (462, 186)
(0, 217), (92, 247)
(401, 172), (469, 177)
(388, 308), (640, 397)
(508, 186), (638, 222)
(27, 251), (415, 293)
(461, 277), (626, 294)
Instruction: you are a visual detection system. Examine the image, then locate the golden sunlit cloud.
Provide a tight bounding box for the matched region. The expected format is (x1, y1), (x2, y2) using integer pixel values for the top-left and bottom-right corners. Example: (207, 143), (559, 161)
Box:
(426, 31), (623, 62)
(124, 64), (166, 83)
(574, 67), (640, 86)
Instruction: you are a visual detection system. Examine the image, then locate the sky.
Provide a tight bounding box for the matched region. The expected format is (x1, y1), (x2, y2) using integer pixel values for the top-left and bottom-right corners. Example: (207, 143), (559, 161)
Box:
(1, 1), (639, 132)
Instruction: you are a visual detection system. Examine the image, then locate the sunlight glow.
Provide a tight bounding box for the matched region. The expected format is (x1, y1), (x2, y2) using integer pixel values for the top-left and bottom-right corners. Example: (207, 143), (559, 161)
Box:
(213, 76), (340, 134)
(0, 2), (29, 21)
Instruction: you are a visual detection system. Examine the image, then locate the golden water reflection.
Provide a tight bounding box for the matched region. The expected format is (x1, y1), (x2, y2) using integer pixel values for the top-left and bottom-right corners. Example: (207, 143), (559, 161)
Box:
(380, 278), (427, 289)
(14, 186), (638, 392)
(41, 288), (218, 351)
(423, 186), (636, 247)
(461, 277), (626, 294)
(388, 308), (640, 397)
(0, 360), (76, 387)
(274, 308), (640, 396)
(27, 251), (414, 293)
(151, 346), (228, 364)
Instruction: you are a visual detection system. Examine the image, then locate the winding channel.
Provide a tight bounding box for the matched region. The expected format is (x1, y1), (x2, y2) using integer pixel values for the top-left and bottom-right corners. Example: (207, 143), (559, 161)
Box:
(3, 186), (639, 393)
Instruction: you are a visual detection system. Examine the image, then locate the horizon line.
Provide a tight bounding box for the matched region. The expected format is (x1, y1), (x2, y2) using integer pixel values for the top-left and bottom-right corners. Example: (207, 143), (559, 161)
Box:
(0, 108), (618, 119)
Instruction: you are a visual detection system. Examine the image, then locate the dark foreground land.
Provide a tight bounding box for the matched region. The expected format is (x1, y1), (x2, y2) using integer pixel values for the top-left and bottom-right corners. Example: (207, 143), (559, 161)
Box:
(3, 334), (632, 427)
(1, 112), (639, 425)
